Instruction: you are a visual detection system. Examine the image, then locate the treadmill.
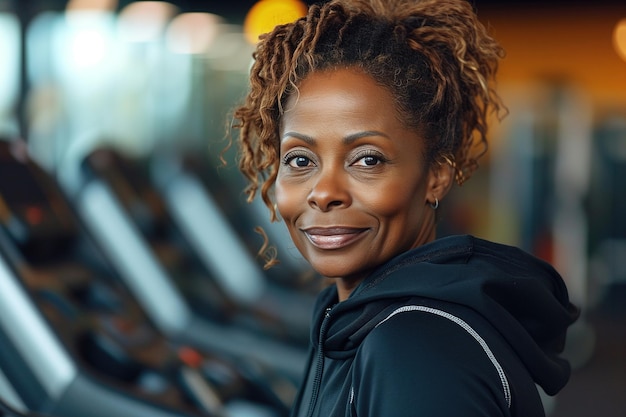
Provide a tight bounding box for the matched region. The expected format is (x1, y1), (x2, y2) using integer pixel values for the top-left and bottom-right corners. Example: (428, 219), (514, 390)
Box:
(0, 139), (289, 417)
(72, 146), (310, 382)
(150, 150), (321, 296)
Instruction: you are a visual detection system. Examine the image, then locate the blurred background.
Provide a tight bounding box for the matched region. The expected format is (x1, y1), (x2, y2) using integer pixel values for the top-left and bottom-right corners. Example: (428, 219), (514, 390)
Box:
(0, 0), (624, 416)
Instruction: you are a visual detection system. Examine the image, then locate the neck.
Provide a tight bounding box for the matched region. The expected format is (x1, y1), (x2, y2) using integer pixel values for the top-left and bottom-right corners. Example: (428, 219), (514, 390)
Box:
(336, 279), (360, 302)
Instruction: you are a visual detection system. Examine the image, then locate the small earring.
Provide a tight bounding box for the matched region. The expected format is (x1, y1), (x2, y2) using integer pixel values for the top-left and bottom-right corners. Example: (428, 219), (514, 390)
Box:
(429, 197), (439, 210)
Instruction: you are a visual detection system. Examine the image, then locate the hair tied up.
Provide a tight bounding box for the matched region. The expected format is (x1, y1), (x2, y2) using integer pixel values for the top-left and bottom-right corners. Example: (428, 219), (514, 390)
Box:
(394, 16), (426, 40)
(403, 16), (427, 30)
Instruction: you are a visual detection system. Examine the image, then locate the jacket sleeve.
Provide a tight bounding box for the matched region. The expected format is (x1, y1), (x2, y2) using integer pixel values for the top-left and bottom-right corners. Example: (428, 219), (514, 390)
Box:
(350, 309), (511, 417)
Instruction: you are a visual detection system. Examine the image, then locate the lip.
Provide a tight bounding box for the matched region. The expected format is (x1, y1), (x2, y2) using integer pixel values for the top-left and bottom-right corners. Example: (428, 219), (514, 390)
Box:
(302, 227), (369, 250)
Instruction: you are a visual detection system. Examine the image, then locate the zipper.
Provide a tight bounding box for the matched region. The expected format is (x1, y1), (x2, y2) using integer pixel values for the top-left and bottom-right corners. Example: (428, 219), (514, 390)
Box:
(306, 306), (333, 417)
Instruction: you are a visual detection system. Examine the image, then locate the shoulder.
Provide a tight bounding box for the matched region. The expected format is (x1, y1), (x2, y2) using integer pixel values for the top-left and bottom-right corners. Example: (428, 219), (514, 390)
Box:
(352, 304), (511, 416)
(361, 305), (502, 371)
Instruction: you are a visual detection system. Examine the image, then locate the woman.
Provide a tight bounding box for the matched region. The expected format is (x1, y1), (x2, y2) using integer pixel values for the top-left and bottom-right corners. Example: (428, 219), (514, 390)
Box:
(232, 0), (579, 416)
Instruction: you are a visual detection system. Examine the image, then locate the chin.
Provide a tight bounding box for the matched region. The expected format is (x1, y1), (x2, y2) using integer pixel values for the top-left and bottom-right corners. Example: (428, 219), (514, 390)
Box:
(308, 257), (367, 281)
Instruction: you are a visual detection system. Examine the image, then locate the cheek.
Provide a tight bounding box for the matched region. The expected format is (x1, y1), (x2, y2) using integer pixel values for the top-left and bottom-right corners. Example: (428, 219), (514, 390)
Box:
(364, 197), (423, 228)
(274, 178), (299, 222)
(357, 178), (425, 218)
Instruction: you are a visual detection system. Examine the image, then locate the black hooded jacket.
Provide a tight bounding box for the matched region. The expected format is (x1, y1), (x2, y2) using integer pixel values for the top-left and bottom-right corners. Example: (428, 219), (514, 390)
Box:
(290, 235), (579, 417)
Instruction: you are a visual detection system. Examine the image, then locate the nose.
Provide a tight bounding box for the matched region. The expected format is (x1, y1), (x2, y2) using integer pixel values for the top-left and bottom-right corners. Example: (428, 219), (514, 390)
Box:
(307, 168), (351, 212)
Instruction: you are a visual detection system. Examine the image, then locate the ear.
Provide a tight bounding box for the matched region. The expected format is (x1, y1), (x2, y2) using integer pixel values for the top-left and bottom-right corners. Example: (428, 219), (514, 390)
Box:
(426, 161), (454, 206)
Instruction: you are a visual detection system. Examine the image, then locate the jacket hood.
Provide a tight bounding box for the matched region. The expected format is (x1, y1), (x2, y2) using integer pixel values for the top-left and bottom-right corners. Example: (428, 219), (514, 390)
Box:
(310, 234), (580, 395)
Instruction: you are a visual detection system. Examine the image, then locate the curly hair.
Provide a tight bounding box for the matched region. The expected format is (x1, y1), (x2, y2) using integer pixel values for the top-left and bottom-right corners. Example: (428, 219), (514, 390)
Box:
(233, 0), (505, 225)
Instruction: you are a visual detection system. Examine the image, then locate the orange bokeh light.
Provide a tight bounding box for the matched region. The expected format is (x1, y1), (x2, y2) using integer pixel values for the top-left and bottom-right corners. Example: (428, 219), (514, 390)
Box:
(243, 0), (308, 45)
(613, 18), (626, 63)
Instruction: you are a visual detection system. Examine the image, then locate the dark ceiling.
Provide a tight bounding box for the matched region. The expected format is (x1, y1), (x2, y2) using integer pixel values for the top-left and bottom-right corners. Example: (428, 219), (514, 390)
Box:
(135, 0), (626, 18)
(8, 0), (625, 23)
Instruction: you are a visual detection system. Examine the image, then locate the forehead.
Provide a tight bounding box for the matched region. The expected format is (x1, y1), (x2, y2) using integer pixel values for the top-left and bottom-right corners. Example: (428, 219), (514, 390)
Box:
(281, 68), (401, 128)
(289, 67), (389, 99)
(279, 68), (427, 161)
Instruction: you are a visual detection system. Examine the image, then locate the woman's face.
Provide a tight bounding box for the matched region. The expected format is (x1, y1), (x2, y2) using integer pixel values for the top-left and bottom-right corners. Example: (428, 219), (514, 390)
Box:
(276, 68), (449, 296)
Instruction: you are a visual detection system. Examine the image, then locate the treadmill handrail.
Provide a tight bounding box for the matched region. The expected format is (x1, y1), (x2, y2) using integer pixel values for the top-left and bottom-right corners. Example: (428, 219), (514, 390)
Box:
(0, 255), (77, 400)
(0, 368), (26, 414)
(164, 173), (266, 303)
(77, 180), (192, 336)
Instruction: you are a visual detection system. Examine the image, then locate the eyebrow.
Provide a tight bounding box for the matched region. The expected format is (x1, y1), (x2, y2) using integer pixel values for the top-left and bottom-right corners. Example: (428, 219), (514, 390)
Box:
(281, 130), (390, 144)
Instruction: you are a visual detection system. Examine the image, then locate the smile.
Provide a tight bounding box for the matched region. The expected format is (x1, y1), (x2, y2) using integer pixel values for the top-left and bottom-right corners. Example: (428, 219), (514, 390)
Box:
(302, 227), (369, 250)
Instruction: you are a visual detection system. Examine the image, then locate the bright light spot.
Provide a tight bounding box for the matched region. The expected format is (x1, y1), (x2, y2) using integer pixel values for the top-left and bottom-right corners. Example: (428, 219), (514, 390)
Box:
(243, 0), (308, 45)
(55, 11), (116, 85)
(0, 13), (20, 114)
(166, 13), (223, 54)
(69, 29), (107, 68)
(614, 18), (626, 63)
(118, 1), (178, 43)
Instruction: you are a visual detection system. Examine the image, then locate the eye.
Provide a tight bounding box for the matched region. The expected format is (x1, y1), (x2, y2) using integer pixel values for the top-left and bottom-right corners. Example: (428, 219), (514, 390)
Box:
(291, 156), (312, 167)
(357, 155), (380, 166)
(352, 151), (386, 167)
(283, 152), (315, 168)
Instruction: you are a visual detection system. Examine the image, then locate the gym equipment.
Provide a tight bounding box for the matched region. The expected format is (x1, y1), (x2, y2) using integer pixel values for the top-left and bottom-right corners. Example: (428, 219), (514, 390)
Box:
(73, 147), (310, 382)
(0, 139), (289, 417)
